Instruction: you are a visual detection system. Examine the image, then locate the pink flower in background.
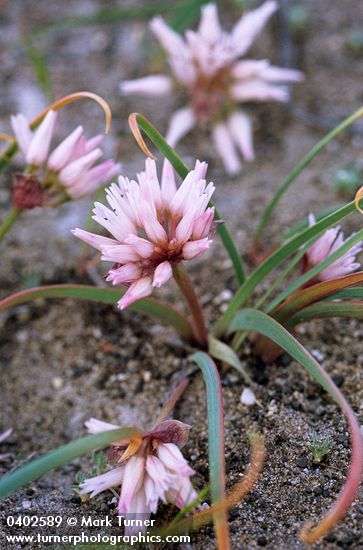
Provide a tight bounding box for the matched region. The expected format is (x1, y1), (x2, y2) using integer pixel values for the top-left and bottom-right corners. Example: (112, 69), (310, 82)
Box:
(10, 110), (120, 204)
(79, 418), (197, 535)
(303, 214), (362, 281)
(120, 1), (303, 175)
(72, 158), (215, 309)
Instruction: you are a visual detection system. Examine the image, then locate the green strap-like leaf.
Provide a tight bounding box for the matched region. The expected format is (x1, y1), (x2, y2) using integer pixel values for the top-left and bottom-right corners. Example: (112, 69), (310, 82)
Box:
(190, 351), (230, 549)
(0, 428), (140, 499)
(0, 284), (194, 341)
(132, 113), (246, 286)
(214, 200), (360, 337)
(228, 309), (363, 541)
(273, 272), (363, 323)
(255, 106), (363, 246)
(208, 335), (253, 384)
(287, 301), (363, 327)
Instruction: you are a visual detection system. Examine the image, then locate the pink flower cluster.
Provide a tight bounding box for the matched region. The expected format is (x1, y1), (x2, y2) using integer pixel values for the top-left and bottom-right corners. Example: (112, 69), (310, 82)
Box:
(11, 110), (120, 203)
(120, 1), (303, 174)
(304, 214), (362, 281)
(73, 159), (215, 309)
(80, 418), (198, 534)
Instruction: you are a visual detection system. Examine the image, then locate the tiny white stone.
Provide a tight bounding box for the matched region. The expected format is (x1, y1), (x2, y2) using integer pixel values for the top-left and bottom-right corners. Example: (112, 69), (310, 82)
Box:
(240, 388), (256, 406)
(22, 500), (31, 509)
(311, 349), (325, 362)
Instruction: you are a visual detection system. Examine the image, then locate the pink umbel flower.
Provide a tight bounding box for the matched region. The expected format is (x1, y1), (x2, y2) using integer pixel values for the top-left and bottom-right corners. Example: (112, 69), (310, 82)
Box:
(72, 158), (215, 309)
(303, 214), (363, 281)
(79, 418), (197, 535)
(10, 110), (120, 206)
(120, 2), (303, 175)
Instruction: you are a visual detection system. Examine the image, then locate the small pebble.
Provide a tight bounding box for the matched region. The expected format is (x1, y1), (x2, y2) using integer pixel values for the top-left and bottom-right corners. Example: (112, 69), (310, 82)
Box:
(22, 499), (31, 509)
(240, 388), (256, 406)
(51, 376), (63, 390)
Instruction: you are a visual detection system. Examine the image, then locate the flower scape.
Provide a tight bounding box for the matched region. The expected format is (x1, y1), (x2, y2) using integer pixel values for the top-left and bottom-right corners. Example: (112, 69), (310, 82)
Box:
(0, 2), (363, 549)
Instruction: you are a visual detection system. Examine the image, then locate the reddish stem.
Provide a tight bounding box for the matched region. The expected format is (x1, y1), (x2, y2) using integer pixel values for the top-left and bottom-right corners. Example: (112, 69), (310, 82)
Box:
(173, 264), (208, 348)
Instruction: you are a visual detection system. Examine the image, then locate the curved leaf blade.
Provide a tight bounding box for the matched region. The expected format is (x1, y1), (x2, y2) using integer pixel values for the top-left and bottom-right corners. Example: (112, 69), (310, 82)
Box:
(287, 301), (363, 327)
(0, 284), (193, 341)
(190, 352), (230, 550)
(228, 309), (363, 543)
(208, 336), (253, 384)
(273, 272), (363, 323)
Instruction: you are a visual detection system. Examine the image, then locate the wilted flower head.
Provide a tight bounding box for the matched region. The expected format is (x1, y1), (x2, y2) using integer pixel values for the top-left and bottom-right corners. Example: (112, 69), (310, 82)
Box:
(79, 417), (197, 534)
(120, 1), (303, 174)
(303, 214), (363, 281)
(10, 110), (120, 208)
(72, 158), (215, 309)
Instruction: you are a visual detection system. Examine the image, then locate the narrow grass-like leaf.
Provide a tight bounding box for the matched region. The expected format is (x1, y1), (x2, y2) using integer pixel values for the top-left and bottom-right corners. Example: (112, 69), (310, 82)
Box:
(129, 113), (246, 285)
(287, 301), (363, 327)
(273, 272), (363, 323)
(0, 284), (193, 341)
(255, 106), (363, 246)
(23, 34), (52, 100)
(190, 352), (230, 550)
(282, 204), (344, 241)
(214, 200), (361, 337)
(321, 287), (363, 301)
(0, 428), (140, 499)
(208, 335), (253, 384)
(228, 309), (363, 543)
(265, 229), (363, 313)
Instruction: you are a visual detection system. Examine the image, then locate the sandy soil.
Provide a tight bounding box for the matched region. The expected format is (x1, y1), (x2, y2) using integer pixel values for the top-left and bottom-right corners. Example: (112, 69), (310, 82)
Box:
(0, 1), (363, 548)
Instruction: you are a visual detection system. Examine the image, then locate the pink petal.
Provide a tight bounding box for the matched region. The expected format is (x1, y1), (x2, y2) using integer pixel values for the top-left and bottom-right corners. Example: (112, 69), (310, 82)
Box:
(10, 114), (32, 157)
(192, 208), (215, 240)
(71, 228), (118, 251)
(118, 277), (153, 309)
(231, 59), (270, 79)
(227, 111), (254, 161)
(118, 456), (145, 513)
(120, 75), (173, 96)
(80, 467), (124, 498)
(47, 126), (83, 171)
(152, 261), (173, 288)
(26, 110), (57, 165)
(157, 443), (194, 476)
(140, 203), (168, 243)
(150, 16), (186, 57)
(106, 263), (142, 285)
(260, 65), (304, 82)
(231, 0), (278, 56)
(231, 80), (289, 102)
(161, 159), (177, 206)
(165, 107), (196, 147)
(101, 243), (141, 264)
(124, 234), (155, 258)
(212, 122), (241, 175)
(85, 418), (120, 434)
(59, 148), (103, 185)
(182, 237), (211, 259)
(198, 3), (222, 44)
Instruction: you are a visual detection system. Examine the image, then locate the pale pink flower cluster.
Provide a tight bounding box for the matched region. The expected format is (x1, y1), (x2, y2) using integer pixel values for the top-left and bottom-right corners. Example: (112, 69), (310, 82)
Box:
(80, 418), (198, 534)
(72, 158), (215, 309)
(120, 1), (303, 175)
(304, 214), (362, 281)
(11, 110), (120, 202)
